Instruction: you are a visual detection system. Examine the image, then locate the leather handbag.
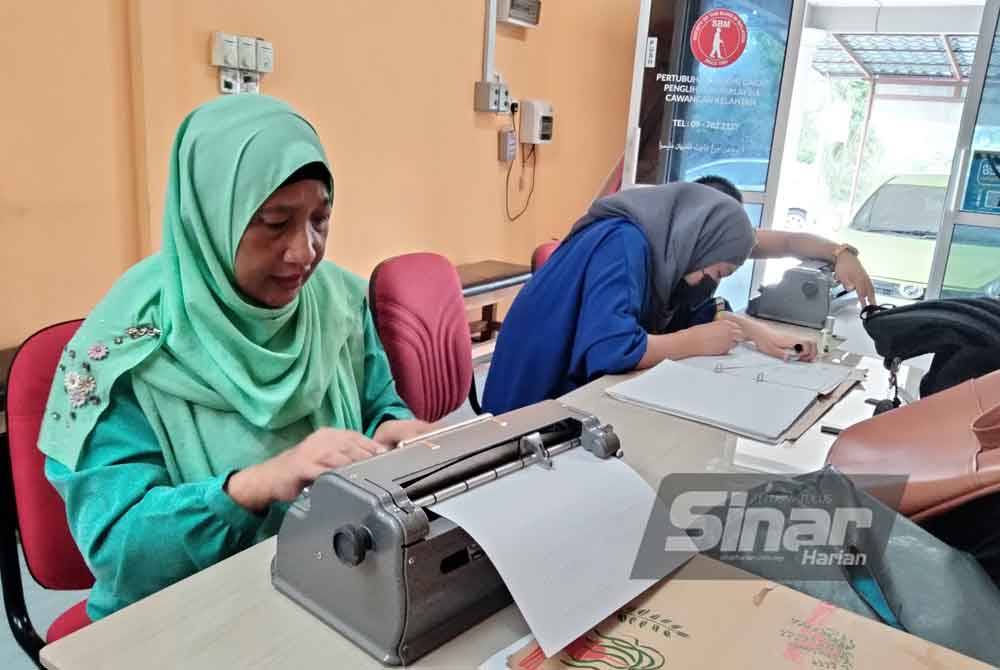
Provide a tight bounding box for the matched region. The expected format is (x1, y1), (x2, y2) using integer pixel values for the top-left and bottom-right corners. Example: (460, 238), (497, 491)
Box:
(827, 369), (1000, 521)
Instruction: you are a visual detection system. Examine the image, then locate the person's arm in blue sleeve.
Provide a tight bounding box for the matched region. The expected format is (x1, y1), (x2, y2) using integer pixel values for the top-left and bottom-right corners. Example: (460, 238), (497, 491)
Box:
(571, 228), (651, 380)
(45, 377), (272, 621)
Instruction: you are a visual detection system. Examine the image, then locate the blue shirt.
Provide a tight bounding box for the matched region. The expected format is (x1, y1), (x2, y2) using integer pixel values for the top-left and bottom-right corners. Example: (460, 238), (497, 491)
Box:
(482, 218), (651, 414)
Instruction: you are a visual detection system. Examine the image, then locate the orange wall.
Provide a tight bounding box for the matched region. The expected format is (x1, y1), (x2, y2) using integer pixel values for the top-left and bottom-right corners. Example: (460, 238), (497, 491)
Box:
(1, 0), (639, 348)
(0, 0), (140, 348)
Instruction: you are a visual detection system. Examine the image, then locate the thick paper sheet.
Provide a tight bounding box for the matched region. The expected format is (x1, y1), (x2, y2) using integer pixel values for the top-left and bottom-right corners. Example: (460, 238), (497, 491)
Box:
(606, 359), (818, 441)
(681, 345), (853, 395)
(432, 449), (689, 657)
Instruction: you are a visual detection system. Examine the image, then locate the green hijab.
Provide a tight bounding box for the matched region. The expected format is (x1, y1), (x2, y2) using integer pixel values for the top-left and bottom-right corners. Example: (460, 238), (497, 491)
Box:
(40, 95), (369, 483)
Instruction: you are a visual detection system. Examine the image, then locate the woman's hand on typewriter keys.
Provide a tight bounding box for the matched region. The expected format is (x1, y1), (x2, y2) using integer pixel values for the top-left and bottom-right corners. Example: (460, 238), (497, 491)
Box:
(225, 428), (387, 513)
(373, 419), (433, 448)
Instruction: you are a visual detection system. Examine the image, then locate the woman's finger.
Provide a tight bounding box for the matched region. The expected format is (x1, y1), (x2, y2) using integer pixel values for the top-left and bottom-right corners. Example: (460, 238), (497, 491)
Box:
(347, 443), (380, 462)
(764, 342), (784, 359)
(348, 434), (383, 455)
(317, 447), (364, 469)
(860, 280), (877, 307)
(304, 462), (334, 482)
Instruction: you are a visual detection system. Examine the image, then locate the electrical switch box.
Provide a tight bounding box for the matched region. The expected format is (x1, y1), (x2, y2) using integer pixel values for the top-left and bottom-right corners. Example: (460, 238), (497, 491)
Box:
(238, 35), (257, 71)
(498, 126), (517, 162)
(475, 80), (511, 113)
(519, 100), (554, 144)
(256, 38), (274, 73)
(212, 32), (238, 68)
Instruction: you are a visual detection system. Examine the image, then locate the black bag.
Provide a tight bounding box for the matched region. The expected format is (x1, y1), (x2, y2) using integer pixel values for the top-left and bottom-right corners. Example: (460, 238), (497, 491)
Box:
(861, 297), (1000, 397)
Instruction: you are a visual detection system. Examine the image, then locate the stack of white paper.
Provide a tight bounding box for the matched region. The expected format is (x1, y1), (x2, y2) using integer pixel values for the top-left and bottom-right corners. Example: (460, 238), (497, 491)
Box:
(732, 436), (835, 474)
(605, 358), (820, 442)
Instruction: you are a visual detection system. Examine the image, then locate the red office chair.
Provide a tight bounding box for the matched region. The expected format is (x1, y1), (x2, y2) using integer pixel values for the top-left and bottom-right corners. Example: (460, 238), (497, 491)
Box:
(531, 241), (560, 273)
(2, 320), (94, 666)
(369, 253), (480, 420)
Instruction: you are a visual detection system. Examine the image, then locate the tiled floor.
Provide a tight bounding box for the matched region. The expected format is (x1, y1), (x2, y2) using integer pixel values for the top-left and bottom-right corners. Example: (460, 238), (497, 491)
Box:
(0, 315), (914, 668)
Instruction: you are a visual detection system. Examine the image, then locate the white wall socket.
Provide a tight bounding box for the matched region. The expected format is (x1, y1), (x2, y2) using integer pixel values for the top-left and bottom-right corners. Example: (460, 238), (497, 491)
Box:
(219, 68), (240, 94)
(240, 70), (260, 94)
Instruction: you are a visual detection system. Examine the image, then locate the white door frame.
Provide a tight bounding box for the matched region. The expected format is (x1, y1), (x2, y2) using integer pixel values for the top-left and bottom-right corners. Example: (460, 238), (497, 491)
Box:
(927, 0), (1000, 299)
(752, 0), (807, 295)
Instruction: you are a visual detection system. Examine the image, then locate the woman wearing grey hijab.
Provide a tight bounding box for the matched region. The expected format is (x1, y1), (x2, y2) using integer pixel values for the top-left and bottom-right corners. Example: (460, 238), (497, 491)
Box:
(482, 178), (868, 415)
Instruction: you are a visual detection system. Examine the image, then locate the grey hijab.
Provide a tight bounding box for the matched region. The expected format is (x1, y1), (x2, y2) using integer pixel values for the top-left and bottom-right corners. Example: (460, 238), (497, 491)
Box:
(567, 182), (754, 333)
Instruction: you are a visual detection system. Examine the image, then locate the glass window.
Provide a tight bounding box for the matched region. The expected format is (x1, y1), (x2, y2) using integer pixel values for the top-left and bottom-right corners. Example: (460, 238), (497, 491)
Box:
(635, 0), (794, 187)
(774, 36), (961, 304)
(940, 224), (1000, 298)
(848, 183), (944, 237)
(963, 27), (1000, 214)
(683, 158), (769, 190)
(716, 203), (762, 310)
(849, 191), (875, 233)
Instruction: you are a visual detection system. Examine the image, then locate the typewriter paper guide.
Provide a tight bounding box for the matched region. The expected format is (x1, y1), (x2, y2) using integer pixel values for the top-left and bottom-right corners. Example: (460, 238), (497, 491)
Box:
(431, 448), (689, 657)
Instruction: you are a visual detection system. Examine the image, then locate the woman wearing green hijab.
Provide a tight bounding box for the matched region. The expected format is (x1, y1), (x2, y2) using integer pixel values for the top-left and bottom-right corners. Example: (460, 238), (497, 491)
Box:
(40, 95), (427, 621)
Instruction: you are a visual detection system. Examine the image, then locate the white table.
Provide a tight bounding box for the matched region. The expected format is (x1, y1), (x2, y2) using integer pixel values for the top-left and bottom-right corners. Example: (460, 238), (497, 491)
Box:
(40, 352), (916, 670)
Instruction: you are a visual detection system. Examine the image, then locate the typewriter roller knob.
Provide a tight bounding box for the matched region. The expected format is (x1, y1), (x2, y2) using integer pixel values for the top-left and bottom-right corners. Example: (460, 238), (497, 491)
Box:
(333, 524), (374, 566)
(583, 424), (621, 459)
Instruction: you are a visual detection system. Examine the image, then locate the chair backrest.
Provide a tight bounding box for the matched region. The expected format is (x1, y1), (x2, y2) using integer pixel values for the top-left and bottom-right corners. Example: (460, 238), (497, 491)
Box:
(531, 241), (559, 273)
(595, 155), (624, 199)
(369, 253), (472, 423)
(5, 320), (94, 590)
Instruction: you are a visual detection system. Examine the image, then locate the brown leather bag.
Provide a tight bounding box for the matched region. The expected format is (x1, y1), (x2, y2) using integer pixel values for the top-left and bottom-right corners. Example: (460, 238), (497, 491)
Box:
(827, 369), (1000, 521)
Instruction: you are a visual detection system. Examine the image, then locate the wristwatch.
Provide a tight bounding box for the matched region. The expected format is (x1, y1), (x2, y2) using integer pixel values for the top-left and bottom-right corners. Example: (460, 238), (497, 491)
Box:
(832, 243), (859, 261)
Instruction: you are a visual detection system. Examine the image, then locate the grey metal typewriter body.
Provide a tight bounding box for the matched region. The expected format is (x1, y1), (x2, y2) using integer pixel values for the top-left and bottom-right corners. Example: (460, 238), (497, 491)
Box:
(747, 260), (850, 328)
(271, 399), (620, 665)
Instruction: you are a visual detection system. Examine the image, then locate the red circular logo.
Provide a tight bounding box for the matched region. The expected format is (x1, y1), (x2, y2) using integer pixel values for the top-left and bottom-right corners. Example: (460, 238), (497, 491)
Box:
(690, 9), (747, 68)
